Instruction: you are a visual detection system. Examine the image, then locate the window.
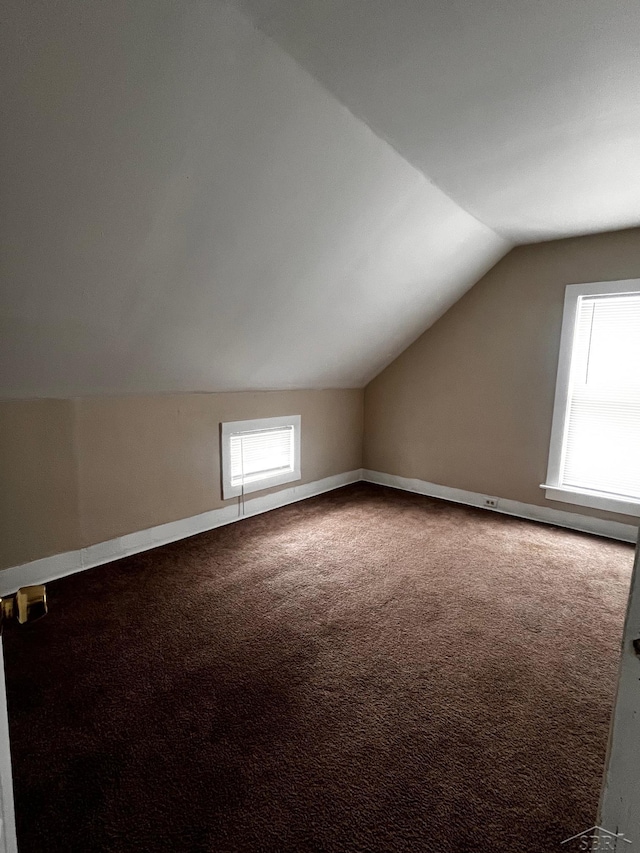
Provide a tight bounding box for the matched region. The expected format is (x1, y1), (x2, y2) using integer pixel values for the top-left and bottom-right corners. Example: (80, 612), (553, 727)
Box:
(543, 279), (640, 516)
(220, 415), (301, 499)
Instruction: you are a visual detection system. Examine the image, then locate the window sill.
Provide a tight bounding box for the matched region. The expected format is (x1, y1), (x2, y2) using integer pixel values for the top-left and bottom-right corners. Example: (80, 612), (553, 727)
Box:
(226, 469), (301, 499)
(541, 484), (640, 518)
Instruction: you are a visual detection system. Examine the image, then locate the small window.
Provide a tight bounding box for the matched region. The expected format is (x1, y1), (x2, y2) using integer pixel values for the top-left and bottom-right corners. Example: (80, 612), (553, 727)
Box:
(543, 280), (640, 516)
(220, 415), (301, 499)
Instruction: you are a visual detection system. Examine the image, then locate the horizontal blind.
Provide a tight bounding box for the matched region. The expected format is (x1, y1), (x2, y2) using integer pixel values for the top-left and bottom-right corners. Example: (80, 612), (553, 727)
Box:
(230, 425), (294, 487)
(561, 292), (640, 499)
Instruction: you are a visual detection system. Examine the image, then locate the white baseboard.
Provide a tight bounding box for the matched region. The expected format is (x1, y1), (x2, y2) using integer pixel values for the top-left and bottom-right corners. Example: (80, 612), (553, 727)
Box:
(0, 470), (363, 596)
(3, 467), (636, 596)
(362, 469), (639, 544)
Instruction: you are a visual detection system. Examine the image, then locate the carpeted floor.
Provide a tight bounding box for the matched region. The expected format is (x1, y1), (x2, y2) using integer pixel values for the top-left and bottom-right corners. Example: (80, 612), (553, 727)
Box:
(3, 483), (634, 852)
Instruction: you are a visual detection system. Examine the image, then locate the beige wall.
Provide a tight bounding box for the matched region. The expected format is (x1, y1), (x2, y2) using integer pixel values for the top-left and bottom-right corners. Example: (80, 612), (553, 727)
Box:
(364, 227), (640, 528)
(5, 229), (640, 573)
(0, 400), (80, 569)
(0, 390), (363, 571)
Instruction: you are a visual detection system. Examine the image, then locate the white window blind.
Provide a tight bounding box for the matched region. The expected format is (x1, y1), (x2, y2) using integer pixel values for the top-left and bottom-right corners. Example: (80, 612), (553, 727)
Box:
(230, 425), (295, 488)
(560, 292), (640, 500)
(220, 415), (301, 499)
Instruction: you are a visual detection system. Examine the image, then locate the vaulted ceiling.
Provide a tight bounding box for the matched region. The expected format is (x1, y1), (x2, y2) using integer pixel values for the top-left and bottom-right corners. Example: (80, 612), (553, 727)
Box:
(235, 0), (640, 242)
(1, 0), (637, 397)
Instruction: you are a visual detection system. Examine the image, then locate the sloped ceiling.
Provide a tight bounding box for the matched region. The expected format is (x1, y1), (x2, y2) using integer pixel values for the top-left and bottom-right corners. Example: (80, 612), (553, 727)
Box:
(2, 1), (512, 397)
(236, 0), (640, 243)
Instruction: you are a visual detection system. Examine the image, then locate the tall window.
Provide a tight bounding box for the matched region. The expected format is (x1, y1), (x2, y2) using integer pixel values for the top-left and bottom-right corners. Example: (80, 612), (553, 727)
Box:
(543, 280), (640, 516)
(220, 415), (301, 499)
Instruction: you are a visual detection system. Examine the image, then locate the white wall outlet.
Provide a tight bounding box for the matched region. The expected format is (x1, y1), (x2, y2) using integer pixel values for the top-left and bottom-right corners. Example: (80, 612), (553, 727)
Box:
(484, 497), (498, 508)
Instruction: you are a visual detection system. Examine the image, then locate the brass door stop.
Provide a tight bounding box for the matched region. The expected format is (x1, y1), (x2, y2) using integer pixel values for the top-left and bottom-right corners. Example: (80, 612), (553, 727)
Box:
(0, 585), (48, 631)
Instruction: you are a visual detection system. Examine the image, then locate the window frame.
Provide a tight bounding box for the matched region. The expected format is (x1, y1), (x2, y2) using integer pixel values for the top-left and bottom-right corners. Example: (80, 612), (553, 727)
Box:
(220, 414), (301, 500)
(542, 278), (640, 517)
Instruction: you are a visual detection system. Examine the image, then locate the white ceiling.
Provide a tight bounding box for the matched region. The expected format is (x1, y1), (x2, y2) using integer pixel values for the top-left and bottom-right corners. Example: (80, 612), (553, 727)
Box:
(0, 0), (508, 397)
(3, 0), (640, 397)
(235, 0), (640, 242)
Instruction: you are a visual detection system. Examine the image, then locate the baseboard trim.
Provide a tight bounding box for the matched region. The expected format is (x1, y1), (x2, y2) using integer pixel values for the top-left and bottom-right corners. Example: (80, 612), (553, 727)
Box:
(0, 470), (363, 596)
(362, 470), (639, 545)
(3, 467), (636, 595)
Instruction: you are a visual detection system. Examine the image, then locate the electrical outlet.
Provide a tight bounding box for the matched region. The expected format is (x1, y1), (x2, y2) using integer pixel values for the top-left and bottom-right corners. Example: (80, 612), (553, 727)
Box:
(484, 497), (498, 508)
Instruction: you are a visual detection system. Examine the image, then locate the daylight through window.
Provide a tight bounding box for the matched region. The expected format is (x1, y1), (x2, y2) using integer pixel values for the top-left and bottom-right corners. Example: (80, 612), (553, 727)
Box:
(221, 415), (301, 499)
(543, 280), (640, 516)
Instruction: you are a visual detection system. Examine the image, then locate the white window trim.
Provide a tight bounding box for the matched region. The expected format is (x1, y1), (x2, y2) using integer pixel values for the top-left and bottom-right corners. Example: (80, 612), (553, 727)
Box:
(542, 278), (640, 518)
(220, 415), (301, 500)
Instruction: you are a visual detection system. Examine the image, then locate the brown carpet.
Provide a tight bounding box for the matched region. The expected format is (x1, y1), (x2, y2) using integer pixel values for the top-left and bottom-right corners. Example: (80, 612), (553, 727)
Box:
(3, 483), (634, 852)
